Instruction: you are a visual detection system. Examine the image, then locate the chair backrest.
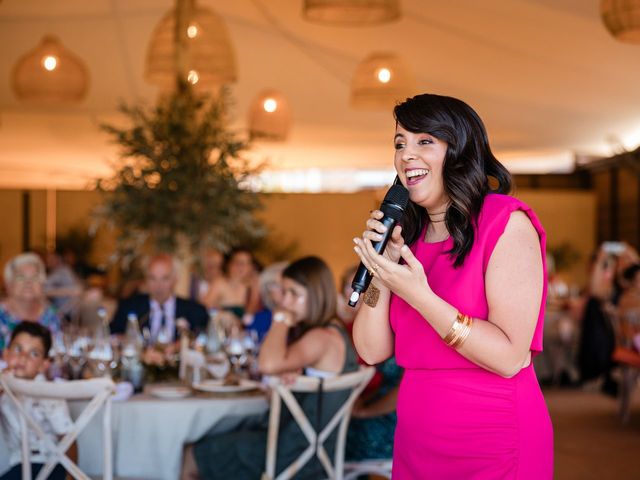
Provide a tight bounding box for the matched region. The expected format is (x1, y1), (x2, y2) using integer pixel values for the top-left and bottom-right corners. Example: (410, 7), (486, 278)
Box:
(343, 459), (393, 480)
(263, 366), (375, 480)
(0, 373), (115, 480)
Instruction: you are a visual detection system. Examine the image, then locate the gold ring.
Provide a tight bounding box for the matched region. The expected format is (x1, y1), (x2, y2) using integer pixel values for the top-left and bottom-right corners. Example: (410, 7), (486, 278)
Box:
(371, 263), (379, 271)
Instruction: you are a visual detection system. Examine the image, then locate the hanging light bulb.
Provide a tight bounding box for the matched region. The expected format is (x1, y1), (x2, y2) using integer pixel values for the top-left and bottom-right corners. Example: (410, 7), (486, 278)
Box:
(187, 23), (199, 39)
(187, 70), (199, 84)
(376, 67), (391, 84)
(249, 90), (291, 141)
(11, 35), (89, 104)
(351, 52), (414, 109)
(42, 55), (58, 71)
(263, 98), (278, 113)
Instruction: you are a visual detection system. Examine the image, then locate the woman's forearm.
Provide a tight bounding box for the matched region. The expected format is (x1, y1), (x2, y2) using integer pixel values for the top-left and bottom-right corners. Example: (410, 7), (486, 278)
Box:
(257, 322), (289, 374)
(352, 281), (395, 364)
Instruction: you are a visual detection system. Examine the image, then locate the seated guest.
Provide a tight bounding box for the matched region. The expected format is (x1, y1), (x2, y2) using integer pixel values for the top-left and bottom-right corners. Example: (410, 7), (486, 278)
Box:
(243, 261), (289, 343)
(110, 253), (208, 341)
(618, 263), (640, 346)
(190, 248), (224, 306)
(0, 253), (61, 353)
(202, 248), (261, 319)
(577, 246), (618, 395)
(0, 322), (76, 480)
(181, 256), (358, 480)
(346, 356), (402, 462)
(43, 249), (83, 317)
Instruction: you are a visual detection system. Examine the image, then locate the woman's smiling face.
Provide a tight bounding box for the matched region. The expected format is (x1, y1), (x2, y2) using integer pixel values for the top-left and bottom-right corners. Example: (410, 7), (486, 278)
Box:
(393, 124), (449, 211)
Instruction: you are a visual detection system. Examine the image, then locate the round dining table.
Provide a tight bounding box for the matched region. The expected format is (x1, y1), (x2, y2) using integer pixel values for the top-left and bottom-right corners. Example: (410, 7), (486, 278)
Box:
(0, 385), (268, 480)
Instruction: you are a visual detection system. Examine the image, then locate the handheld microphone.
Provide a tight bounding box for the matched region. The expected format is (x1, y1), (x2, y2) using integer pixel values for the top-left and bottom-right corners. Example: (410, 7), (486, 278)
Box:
(348, 182), (410, 307)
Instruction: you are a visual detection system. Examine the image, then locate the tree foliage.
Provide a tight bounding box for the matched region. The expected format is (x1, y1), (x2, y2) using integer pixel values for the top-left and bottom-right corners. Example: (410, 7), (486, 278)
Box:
(96, 83), (265, 263)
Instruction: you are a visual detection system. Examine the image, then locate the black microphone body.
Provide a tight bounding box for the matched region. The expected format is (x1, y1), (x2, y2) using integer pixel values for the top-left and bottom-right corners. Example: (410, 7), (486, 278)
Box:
(349, 184), (409, 307)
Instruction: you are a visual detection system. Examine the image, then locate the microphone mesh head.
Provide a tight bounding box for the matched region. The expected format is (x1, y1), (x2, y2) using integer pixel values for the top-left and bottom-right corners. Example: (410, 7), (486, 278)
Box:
(383, 184), (410, 209)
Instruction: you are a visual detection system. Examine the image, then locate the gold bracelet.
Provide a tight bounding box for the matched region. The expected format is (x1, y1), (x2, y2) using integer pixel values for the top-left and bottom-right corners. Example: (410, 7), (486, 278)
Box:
(443, 312), (464, 345)
(451, 314), (472, 349)
(363, 284), (380, 308)
(443, 311), (473, 349)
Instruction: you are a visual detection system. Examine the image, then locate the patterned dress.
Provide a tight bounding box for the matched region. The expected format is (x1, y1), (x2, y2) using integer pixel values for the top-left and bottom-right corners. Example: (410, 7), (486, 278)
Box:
(0, 304), (61, 352)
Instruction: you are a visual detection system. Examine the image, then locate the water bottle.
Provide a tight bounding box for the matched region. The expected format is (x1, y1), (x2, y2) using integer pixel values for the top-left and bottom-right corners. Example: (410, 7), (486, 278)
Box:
(123, 313), (144, 356)
(122, 312), (145, 392)
(205, 308), (222, 354)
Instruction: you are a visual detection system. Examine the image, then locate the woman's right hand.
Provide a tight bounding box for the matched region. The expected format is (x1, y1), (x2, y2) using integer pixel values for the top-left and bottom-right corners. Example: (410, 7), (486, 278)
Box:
(278, 369), (303, 386)
(362, 210), (405, 264)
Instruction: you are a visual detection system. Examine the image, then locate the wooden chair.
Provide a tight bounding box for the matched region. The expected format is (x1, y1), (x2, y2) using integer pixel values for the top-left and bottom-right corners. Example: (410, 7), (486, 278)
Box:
(262, 366), (375, 480)
(343, 459), (393, 480)
(0, 373), (115, 480)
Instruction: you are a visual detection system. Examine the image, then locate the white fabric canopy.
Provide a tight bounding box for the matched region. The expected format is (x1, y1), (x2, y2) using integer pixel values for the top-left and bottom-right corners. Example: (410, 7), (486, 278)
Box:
(1, 0), (639, 188)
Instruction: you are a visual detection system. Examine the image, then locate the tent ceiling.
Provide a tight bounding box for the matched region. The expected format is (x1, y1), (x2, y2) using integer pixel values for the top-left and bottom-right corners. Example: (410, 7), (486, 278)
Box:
(1, 0), (640, 189)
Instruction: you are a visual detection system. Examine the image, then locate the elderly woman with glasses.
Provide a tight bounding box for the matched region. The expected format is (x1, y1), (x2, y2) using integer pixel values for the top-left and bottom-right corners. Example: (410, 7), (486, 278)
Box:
(0, 252), (61, 352)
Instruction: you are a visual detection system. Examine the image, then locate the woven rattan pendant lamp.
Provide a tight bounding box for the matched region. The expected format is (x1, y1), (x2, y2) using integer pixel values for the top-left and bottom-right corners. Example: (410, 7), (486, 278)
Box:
(145, 0), (237, 91)
(351, 52), (414, 109)
(248, 90), (291, 141)
(11, 35), (89, 104)
(601, 0), (640, 43)
(303, 0), (400, 25)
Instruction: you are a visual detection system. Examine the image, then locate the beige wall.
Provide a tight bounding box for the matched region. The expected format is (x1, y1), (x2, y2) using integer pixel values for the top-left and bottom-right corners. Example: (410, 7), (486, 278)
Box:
(0, 188), (595, 289)
(516, 189), (596, 286)
(0, 190), (24, 273)
(260, 191), (381, 286)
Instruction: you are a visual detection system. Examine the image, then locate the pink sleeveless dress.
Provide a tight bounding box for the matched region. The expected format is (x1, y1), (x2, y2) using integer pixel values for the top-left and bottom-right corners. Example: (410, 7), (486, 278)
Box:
(389, 194), (553, 479)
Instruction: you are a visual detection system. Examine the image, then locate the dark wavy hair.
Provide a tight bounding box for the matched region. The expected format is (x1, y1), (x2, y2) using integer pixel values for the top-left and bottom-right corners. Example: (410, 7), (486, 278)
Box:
(394, 94), (512, 267)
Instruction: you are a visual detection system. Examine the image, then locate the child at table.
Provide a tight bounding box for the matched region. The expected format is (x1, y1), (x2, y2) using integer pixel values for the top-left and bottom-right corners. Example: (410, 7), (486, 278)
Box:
(0, 322), (76, 480)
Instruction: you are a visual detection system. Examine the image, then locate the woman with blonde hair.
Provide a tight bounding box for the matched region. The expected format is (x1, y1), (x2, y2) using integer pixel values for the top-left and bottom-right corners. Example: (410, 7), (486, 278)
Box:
(1, 252), (61, 352)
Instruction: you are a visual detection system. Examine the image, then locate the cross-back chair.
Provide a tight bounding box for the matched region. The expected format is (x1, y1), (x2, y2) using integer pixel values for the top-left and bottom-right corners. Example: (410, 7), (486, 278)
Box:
(262, 366), (375, 480)
(0, 373), (115, 480)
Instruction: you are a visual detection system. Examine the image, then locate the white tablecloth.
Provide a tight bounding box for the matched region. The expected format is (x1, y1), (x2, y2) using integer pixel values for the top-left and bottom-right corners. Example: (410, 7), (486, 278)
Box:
(0, 390), (269, 480)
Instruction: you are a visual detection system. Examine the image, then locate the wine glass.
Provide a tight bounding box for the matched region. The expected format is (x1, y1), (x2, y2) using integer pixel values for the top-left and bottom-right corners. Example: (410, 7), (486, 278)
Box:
(155, 324), (172, 352)
(50, 331), (67, 379)
(242, 330), (260, 380)
(242, 329), (259, 356)
(64, 328), (86, 379)
(224, 329), (247, 376)
(205, 352), (230, 380)
(88, 323), (113, 377)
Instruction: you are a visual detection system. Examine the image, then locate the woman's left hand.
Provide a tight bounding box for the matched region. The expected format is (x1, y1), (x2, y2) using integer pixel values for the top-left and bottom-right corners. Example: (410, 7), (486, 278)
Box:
(354, 238), (431, 307)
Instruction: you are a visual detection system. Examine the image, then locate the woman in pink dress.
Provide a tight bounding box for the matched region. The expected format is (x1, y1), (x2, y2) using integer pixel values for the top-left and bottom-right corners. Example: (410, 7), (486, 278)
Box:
(352, 94), (553, 479)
